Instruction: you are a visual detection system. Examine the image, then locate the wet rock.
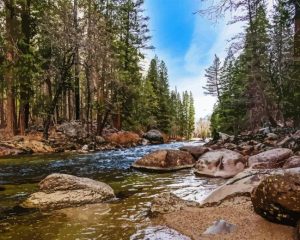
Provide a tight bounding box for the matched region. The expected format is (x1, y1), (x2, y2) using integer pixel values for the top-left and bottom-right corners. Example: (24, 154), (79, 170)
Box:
(203, 220), (236, 235)
(143, 129), (164, 144)
(0, 144), (25, 157)
(104, 131), (141, 146)
(132, 150), (195, 171)
(179, 145), (209, 159)
(248, 148), (293, 169)
(150, 192), (198, 215)
(283, 156), (300, 169)
(194, 149), (246, 178)
(251, 173), (300, 226)
(21, 174), (115, 210)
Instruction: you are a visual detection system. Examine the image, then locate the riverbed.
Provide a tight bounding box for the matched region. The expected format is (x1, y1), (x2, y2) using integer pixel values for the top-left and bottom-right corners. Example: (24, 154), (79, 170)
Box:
(0, 142), (224, 240)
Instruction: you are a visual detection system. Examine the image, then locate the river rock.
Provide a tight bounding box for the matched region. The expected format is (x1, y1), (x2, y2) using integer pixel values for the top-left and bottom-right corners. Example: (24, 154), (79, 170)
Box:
(95, 136), (105, 144)
(194, 149), (246, 178)
(21, 174), (115, 210)
(200, 169), (268, 206)
(104, 131), (140, 146)
(132, 150), (195, 171)
(283, 156), (300, 169)
(56, 121), (87, 139)
(179, 145), (209, 159)
(278, 130), (300, 151)
(248, 148), (293, 169)
(201, 167), (300, 207)
(267, 133), (278, 140)
(0, 144), (25, 157)
(251, 173), (300, 226)
(150, 192), (198, 215)
(22, 140), (54, 153)
(143, 129), (164, 144)
(203, 220), (236, 235)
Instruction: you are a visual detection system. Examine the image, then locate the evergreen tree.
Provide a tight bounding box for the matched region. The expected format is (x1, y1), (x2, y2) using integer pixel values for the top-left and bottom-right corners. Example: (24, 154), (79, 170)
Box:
(203, 54), (223, 102)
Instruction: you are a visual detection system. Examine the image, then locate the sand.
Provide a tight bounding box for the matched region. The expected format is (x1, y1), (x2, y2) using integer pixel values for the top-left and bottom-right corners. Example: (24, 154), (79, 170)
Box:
(157, 197), (295, 240)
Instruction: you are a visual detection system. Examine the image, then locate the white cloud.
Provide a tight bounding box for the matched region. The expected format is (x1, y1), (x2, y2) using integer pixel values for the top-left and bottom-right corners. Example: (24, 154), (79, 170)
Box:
(174, 11), (245, 120)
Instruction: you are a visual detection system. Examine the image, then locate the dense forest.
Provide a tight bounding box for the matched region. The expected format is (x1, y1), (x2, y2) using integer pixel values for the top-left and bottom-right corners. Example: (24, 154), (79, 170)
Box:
(202, 0), (300, 135)
(0, 0), (195, 140)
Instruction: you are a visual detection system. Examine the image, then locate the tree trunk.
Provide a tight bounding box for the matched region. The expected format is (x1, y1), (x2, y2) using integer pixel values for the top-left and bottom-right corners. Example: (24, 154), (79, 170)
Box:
(19, 0), (33, 135)
(85, 0), (92, 135)
(294, 1), (300, 60)
(74, 0), (80, 120)
(4, 0), (17, 136)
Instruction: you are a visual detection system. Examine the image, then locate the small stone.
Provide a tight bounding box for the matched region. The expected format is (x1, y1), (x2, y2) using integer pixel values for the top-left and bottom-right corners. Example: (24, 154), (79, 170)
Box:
(203, 220), (236, 235)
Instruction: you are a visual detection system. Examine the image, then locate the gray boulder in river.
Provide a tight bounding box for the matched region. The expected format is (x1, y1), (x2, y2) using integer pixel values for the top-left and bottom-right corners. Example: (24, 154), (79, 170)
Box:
(194, 149), (246, 178)
(179, 145), (209, 159)
(132, 149), (195, 171)
(21, 173), (115, 210)
(143, 129), (164, 144)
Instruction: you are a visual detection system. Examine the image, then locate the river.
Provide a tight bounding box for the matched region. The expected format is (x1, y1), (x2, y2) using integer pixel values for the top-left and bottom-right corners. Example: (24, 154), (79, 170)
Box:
(0, 142), (224, 240)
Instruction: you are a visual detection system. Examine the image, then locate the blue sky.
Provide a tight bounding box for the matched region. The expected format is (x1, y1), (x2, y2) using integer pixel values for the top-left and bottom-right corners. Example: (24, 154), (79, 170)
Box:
(143, 0), (243, 120)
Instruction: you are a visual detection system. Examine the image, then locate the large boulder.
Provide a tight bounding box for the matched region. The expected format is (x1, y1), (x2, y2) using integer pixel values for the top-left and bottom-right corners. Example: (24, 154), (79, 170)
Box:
(22, 140), (54, 153)
(201, 167), (300, 207)
(179, 145), (209, 159)
(251, 173), (300, 226)
(104, 131), (141, 146)
(132, 150), (195, 171)
(200, 169), (268, 206)
(248, 148), (293, 169)
(283, 156), (300, 169)
(143, 129), (164, 144)
(194, 149), (246, 178)
(21, 174), (115, 210)
(56, 121), (87, 139)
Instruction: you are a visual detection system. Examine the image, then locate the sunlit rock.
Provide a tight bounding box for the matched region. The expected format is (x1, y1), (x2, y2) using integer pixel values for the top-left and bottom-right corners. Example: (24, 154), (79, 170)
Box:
(248, 148), (293, 169)
(194, 149), (246, 178)
(104, 131), (141, 146)
(21, 173), (115, 210)
(251, 173), (300, 226)
(132, 150), (195, 171)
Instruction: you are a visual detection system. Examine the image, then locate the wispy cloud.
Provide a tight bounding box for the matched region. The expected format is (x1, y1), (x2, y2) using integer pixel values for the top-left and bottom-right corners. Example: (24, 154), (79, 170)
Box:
(144, 0), (247, 120)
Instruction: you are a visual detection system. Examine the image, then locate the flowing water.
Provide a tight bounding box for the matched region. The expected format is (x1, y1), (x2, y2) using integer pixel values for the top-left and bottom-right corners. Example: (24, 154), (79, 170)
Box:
(0, 142), (224, 240)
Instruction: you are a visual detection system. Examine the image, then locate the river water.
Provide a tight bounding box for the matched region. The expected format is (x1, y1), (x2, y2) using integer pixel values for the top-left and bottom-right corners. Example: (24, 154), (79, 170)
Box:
(0, 142), (224, 240)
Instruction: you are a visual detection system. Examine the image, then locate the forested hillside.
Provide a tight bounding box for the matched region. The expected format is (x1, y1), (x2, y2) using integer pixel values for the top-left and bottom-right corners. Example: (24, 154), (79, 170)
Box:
(202, 0), (300, 135)
(0, 0), (194, 140)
